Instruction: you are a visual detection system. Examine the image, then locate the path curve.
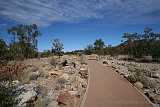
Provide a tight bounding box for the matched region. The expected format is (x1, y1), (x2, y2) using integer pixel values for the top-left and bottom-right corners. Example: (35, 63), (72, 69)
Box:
(84, 60), (152, 107)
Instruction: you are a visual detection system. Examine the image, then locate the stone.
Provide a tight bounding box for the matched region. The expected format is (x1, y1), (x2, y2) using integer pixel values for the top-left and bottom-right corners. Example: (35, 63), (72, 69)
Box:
(80, 67), (87, 71)
(123, 74), (130, 78)
(142, 88), (150, 93)
(16, 90), (37, 107)
(29, 71), (40, 80)
(79, 70), (88, 74)
(120, 72), (129, 78)
(57, 92), (71, 104)
(12, 80), (20, 86)
(68, 91), (78, 95)
(111, 64), (118, 69)
(145, 92), (155, 103)
(150, 72), (160, 78)
(102, 60), (108, 64)
(113, 68), (119, 72)
(155, 96), (160, 104)
(48, 71), (63, 76)
(77, 78), (87, 86)
(60, 73), (69, 81)
(134, 82), (143, 89)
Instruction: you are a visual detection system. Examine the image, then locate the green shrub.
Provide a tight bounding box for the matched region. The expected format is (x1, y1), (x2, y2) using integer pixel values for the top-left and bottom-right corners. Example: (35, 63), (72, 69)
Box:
(128, 69), (151, 87)
(0, 86), (14, 107)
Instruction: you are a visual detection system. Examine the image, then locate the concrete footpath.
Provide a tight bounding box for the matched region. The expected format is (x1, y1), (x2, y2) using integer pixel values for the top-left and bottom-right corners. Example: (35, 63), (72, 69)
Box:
(83, 60), (152, 107)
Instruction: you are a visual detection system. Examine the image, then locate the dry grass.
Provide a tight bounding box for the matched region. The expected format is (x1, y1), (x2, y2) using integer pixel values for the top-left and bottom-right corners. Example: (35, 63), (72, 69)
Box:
(127, 69), (151, 87)
(19, 71), (30, 84)
(49, 58), (57, 66)
(0, 61), (26, 82)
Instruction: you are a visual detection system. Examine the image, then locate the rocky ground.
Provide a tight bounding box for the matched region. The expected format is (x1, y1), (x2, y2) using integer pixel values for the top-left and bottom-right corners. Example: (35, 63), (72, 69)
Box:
(0, 55), (88, 107)
(100, 56), (160, 106)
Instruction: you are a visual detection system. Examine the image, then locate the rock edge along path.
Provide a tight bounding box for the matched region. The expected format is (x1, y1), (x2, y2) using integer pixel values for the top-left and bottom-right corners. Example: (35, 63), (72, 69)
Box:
(84, 60), (152, 107)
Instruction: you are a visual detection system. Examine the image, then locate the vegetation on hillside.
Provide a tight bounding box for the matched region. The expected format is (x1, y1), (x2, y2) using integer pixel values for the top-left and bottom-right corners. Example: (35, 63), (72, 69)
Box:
(84, 27), (160, 61)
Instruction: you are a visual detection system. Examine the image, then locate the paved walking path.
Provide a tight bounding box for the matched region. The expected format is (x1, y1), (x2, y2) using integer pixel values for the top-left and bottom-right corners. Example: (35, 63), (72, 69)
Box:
(84, 60), (152, 107)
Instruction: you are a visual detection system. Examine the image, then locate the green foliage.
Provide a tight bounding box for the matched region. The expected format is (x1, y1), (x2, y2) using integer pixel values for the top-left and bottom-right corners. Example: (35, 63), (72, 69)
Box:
(94, 39), (105, 55)
(0, 39), (7, 60)
(0, 86), (14, 107)
(84, 44), (94, 55)
(52, 39), (64, 57)
(105, 45), (118, 56)
(120, 27), (160, 60)
(40, 50), (53, 58)
(127, 70), (151, 87)
(7, 24), (41, 60)
(150, 40), (160, 60)
(94, 39), (105, 49)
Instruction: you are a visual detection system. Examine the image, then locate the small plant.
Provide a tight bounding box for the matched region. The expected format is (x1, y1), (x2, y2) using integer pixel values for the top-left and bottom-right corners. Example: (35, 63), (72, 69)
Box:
(127, 69), (151, 87)
(0, 85), (14, 107)
(49, 58), (57, 66)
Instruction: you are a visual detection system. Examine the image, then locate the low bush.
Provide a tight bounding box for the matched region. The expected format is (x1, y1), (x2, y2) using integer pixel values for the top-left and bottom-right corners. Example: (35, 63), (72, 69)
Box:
(0, 61), (26, 82)
(0, 85), (14, 107)
(49, 58), (57, 66)
(127, 69), (151, 87)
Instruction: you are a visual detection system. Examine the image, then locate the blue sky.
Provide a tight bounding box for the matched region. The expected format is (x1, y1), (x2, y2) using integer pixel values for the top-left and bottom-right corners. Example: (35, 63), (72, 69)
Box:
(0, 0), (160, 52)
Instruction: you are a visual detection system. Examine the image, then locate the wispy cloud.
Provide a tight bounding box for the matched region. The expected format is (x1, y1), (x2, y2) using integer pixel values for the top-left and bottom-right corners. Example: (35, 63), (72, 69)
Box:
(0, 0), (160, 27)
(0, 23), (7, 27)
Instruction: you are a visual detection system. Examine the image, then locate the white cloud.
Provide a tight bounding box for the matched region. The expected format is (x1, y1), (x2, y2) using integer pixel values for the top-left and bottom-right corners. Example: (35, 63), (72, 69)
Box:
(0, 0), (160, 27)
(0, 23), (7, 27)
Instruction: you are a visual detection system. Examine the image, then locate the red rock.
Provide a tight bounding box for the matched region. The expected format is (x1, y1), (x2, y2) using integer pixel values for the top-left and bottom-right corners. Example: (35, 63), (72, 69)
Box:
(57, 92), (71, 104)
(57, 92), (78, 107)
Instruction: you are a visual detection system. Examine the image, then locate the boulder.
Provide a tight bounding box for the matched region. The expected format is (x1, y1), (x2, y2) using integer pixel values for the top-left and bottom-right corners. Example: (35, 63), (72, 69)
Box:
(12, 80), (20, 86)
(68, 91), (78, 95)
(29, 71), (40, 80)
(60, 73), (69, 81)
(155, 96), (160, 104)
(145, 92), (155, 103)
(111, 64), (118, 69)
(79, 70), (88, 75)
(48, 71), (63, 76)
(113, 68), (119, 72)
(57, 92), (77, 107)
(102, 60), (109, 64)
(142, 88), (150, 93)
(120, 72), (129, 78)
(134, 82), (143, 89)
(150, 72), (160, 78)
(80, 67), (87, 71)
(16, 90), (37, 107)
(57, 92), (72, 104)
(79, 70), (88, 79)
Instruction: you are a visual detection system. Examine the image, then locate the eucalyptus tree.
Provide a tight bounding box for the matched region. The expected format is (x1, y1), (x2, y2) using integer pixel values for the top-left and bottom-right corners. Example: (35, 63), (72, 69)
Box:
(84, 44), (94, 55)
(122, 27), (160, 60)
(94, 39), (106, 59)
(7, 24), (42, 59)
(52, 39), (64, 58)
